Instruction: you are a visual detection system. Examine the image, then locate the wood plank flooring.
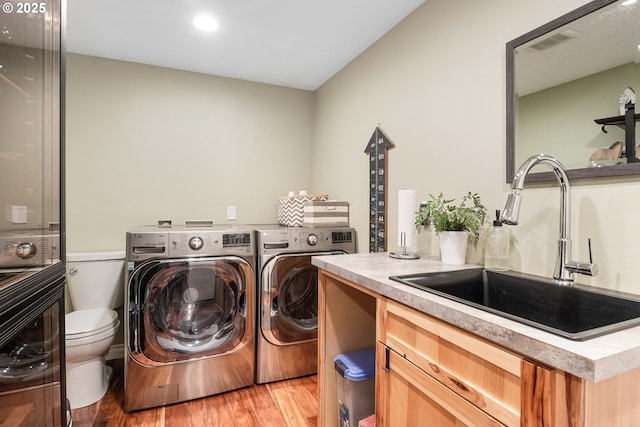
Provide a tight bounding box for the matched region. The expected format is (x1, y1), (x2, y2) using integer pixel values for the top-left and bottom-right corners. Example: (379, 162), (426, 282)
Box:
(70, 359), (318, 427)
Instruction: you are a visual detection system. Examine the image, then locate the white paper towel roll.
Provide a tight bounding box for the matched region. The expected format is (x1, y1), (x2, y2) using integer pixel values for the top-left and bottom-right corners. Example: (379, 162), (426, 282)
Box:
(398, 189), (416, 248)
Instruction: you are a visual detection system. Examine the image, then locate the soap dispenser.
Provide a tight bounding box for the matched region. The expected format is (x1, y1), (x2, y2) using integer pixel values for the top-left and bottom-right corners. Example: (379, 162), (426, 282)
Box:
(484, 209), (510, 271)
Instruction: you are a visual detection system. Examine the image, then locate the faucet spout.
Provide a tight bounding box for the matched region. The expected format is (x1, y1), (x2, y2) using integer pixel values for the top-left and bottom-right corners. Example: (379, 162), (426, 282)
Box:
(501, 154), (594, 283)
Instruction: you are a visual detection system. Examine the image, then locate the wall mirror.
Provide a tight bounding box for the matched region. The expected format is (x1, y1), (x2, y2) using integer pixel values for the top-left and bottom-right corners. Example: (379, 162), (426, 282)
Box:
(506, 0), (640, 183)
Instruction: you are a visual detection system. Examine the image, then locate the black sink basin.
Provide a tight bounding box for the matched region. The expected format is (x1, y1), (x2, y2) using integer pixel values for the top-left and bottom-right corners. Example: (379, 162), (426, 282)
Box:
(389, 268), (640, 340)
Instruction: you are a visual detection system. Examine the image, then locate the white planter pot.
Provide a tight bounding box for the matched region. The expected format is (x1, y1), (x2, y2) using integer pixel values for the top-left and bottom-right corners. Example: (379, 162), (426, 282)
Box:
(438, 231), (468, 265)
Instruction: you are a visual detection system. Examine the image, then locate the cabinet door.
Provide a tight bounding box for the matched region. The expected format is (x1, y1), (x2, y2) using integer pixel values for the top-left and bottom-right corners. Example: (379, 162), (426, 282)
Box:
(376, 342), (506, 427)
(379, 299), (522, 426)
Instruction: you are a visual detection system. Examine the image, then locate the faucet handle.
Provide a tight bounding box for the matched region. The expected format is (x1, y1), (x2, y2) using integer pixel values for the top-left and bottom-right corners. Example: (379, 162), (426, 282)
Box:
(565, 238), (598, 277)
(565, 260), (598, 277)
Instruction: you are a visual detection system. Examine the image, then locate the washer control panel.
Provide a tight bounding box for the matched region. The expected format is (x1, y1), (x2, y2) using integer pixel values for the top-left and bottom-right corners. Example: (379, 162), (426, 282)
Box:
(0, 233), (58, 268)
(169, 231), (253, 256)
(127, 226), (255, 261)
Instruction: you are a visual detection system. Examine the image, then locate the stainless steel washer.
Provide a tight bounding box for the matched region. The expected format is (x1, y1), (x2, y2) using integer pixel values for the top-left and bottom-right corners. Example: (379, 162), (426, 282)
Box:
(255, 226), (356, 384)
(124, 224), (255, 412)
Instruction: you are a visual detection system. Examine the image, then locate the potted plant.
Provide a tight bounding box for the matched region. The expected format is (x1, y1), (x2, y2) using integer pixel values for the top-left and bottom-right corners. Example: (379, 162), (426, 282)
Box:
(415, 192), (487, 264)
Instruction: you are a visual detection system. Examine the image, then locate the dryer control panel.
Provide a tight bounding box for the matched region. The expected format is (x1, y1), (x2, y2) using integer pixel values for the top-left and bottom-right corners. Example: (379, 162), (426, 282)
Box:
(257, 227), (356, 255)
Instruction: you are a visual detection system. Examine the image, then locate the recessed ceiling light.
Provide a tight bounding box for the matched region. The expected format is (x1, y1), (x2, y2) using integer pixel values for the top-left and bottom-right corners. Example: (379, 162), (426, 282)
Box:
(621, 0), (637, 5)
(193, 14), (219, 32)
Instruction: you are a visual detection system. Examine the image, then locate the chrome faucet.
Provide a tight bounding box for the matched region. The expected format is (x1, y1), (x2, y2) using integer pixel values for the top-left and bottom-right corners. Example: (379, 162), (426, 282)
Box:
(501, 154), (597, 283)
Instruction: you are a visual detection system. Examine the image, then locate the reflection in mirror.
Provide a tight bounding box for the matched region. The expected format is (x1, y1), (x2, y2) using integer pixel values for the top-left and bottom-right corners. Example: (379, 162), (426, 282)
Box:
(506, 0), (640, 183)
(0, 3), (62, 278)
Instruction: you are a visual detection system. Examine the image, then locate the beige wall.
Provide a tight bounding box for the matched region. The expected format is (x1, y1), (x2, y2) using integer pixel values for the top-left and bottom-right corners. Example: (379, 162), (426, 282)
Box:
(66, 54), (315, 251)
(312, 0), (640, 295)
(66, 0), (640, 295)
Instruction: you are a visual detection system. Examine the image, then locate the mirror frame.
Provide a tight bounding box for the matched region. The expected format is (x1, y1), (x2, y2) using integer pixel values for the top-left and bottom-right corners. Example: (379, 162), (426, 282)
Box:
(505, 0), (640, 183)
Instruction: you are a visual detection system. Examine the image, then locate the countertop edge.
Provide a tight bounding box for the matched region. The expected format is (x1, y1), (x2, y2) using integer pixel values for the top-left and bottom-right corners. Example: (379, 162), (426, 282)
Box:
(313, 252), (640, 383)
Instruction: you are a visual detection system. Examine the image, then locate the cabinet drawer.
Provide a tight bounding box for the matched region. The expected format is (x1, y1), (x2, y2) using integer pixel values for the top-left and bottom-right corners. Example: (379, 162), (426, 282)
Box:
(377, 341), (507, 427)
(379, 299), (523, 427)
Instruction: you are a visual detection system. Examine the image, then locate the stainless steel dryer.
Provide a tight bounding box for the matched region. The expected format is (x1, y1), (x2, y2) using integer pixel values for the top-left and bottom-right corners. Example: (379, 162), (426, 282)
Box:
(255, 226), (356, 384)
(124, 224), (255, 412)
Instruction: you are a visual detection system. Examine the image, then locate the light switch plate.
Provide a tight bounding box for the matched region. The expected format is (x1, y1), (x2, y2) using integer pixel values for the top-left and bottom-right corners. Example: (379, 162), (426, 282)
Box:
(226, 206), (237, 221)
(11, 205), (27, 224)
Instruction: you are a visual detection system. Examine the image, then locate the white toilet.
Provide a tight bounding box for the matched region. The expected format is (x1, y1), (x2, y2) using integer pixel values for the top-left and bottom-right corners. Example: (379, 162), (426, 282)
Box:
(65, 251), (125, 409)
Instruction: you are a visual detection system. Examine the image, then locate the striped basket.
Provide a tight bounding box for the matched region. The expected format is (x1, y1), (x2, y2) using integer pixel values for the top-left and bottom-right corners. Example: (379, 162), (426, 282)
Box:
(303, 201), (349, 227)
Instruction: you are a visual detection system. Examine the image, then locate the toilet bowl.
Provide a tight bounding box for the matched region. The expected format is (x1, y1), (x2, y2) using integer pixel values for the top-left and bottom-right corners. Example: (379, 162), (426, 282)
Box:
(65, 251), (125, 409)
(65, 309), (120, 408)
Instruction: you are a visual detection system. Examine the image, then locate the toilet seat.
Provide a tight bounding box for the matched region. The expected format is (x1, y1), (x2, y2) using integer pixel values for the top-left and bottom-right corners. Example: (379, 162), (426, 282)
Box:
(65, 320), (120, 348)
(66, 308), (119, 339)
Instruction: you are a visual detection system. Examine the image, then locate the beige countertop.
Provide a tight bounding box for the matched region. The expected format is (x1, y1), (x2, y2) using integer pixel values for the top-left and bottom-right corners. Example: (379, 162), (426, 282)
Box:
(312, 251), (640, 383)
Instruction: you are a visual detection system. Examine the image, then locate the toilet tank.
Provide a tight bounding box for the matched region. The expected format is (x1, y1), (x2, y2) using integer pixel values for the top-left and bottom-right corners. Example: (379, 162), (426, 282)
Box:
(66, 251), (125, 310)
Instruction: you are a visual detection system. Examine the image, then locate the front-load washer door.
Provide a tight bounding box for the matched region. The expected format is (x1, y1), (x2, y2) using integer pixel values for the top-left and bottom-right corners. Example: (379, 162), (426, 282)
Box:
(128, 256), (253, 365)
(261, 251), (344, 345)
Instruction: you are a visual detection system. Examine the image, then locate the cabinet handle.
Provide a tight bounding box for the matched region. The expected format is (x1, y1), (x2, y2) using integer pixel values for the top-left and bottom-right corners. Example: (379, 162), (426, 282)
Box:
(384, 346), (390, 372)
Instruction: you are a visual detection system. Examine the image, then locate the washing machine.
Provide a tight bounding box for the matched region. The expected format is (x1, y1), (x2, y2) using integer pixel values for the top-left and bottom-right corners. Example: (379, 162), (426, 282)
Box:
(124, 224), (255, 412)
(255, 225), (356, 384)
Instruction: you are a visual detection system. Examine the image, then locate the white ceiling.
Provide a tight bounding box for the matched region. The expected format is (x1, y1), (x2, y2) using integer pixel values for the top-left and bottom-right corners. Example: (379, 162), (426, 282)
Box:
(66, 0), (425, 91)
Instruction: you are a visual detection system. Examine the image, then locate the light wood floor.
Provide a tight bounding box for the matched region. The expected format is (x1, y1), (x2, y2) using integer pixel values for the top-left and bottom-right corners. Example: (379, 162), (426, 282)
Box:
(70, 359), (318, 427)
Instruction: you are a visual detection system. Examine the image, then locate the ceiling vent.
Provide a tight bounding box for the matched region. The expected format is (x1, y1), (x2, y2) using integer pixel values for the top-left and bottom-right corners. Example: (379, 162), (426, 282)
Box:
(528, 29), (581, 51)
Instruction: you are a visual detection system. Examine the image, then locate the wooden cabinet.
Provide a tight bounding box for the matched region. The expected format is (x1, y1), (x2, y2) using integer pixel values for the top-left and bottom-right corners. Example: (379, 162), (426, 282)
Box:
(318, 268), (640, 427)
(377, 299), (559, 427)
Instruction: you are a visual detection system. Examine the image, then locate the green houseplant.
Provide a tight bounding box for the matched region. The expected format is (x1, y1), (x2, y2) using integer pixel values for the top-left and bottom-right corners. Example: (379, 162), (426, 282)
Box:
(415, 192), (487, 264)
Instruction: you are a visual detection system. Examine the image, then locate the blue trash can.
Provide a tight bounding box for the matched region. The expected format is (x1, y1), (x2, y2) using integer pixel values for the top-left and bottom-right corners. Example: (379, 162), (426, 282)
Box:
(334, 348), (375, 427)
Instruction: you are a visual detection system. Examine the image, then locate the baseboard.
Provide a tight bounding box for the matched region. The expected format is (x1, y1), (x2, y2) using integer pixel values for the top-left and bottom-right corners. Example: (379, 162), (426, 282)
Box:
(106, 343), (124, 360)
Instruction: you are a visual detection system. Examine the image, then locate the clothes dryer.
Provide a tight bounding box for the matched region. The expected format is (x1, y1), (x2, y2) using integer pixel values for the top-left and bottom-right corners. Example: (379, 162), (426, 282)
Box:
(255, 226), (356, 384)
(124, 224), (255, 411)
